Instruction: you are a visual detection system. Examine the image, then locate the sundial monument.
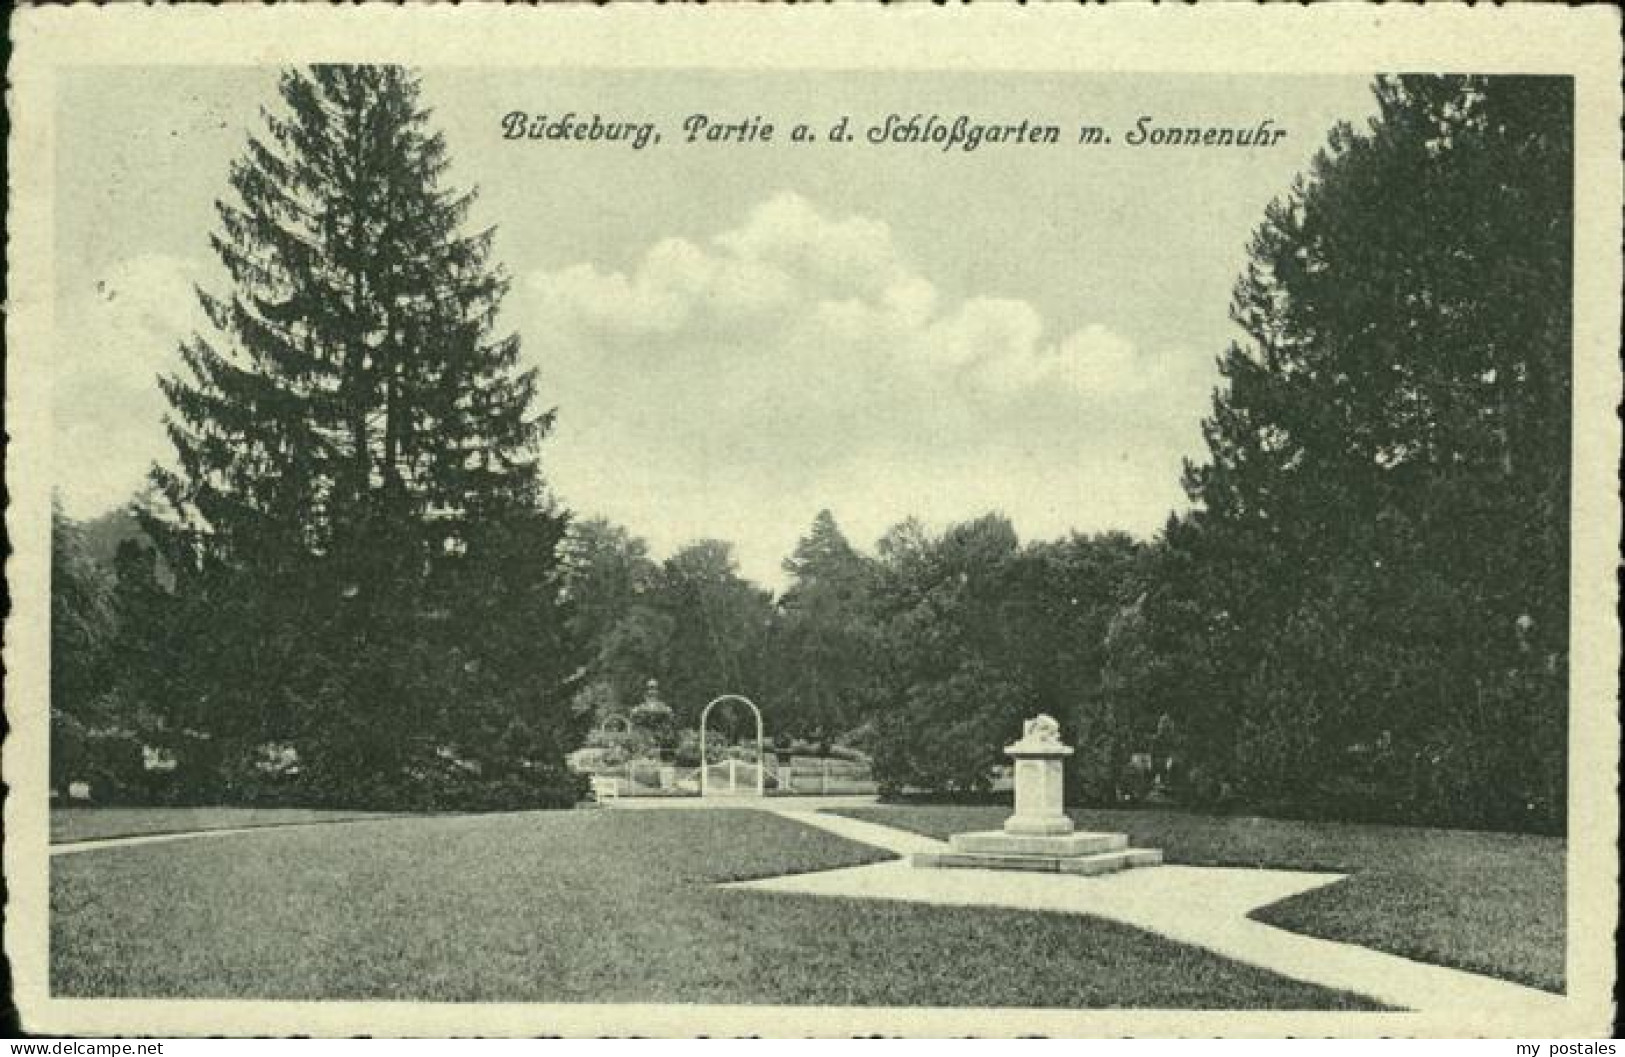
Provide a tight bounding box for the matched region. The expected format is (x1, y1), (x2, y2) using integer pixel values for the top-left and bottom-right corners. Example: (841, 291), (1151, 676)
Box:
(913, 715), (1163, 876)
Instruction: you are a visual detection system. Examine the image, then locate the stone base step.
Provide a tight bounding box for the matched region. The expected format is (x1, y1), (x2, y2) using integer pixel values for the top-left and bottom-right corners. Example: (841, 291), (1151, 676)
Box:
(950, 829), (1128, 857)
(912, 846), (1163, 876)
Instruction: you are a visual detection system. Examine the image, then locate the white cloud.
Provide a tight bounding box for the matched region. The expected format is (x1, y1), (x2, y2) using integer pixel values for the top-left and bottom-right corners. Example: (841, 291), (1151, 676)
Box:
(50, 195), (1217, 586)
(524, 192), (1215, 586)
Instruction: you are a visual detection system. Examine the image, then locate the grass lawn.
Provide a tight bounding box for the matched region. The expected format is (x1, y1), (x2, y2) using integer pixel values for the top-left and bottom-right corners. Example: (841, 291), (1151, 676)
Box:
(51, 807), (405, 844)
(834, 805), (1564, 994)
(52, 809), (1381, 1008)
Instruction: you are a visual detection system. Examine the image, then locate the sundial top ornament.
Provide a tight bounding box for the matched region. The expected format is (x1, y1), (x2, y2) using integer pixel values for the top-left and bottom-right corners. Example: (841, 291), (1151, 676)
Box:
(1006, 713), (1073, 757)
(1024, 714), (1061, 744)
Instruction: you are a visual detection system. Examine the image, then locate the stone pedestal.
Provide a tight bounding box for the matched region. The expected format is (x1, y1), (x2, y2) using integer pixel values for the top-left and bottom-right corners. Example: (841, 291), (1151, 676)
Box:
(1003, 736), (1074, 836)
(912, 714), (1162, 878)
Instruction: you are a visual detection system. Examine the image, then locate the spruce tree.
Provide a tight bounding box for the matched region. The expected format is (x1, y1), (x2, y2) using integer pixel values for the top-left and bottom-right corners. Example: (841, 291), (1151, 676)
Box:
(156, 65), (545, 571)
(147, 66), (581, 807)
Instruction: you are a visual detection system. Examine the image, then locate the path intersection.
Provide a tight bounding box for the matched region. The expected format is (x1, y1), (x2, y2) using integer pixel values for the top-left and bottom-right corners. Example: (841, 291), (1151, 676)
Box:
(739, 807), (1566, 1018)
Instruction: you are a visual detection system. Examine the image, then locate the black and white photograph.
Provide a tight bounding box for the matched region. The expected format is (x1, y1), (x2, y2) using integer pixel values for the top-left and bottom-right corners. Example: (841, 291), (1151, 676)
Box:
(5, 5), (1619, 1040)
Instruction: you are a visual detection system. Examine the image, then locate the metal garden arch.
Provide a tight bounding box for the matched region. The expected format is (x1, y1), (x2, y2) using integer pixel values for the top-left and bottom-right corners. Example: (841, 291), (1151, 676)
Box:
(698, 694), (764, 797)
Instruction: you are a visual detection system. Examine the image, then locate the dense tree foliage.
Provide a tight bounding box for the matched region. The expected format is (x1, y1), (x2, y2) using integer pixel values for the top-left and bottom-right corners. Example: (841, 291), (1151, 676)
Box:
(561, 522), (779, 742)
(54, 75), (1569, 832)
(865, 515), (1030, 792)
(770, 511), (881, 752)
(655, 540), (776, 732)
(557, 511), (1150, 790)
(562, 518), (669, 714)
(50, 499), (127, 796)
(1149, 75), (1572, 831)
(88, 66), (585, 808)
(857, 517), (1153, 796)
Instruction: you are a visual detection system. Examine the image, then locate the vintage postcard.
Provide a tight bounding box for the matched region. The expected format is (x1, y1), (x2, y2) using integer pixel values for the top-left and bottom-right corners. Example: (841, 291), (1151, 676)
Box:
(5, 4), (1620, 1039)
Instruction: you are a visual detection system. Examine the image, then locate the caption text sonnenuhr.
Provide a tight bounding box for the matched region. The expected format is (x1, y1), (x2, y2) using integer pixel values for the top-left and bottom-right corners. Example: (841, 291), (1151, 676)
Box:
(500, 110), (1290, 152)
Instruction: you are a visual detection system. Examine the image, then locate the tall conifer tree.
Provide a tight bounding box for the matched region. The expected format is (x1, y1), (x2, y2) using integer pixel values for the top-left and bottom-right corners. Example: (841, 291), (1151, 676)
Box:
(1169, 75), (1571, 829)
(146, 66), (581, 806)
(155, 65), (546, 572)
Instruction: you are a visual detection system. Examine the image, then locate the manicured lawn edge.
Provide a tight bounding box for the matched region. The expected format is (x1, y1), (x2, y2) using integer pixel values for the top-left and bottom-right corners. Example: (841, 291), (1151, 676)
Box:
(51, 807), (418, 845)
(52, 808), (1386, 1008)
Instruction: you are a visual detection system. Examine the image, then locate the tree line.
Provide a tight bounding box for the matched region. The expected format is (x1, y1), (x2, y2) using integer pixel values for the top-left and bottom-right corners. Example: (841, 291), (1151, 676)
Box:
(52, 70), (1569, 832)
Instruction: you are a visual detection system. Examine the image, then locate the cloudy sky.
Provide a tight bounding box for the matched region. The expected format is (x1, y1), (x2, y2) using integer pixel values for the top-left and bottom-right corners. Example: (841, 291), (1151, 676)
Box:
(53, 68), (1376, 587)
